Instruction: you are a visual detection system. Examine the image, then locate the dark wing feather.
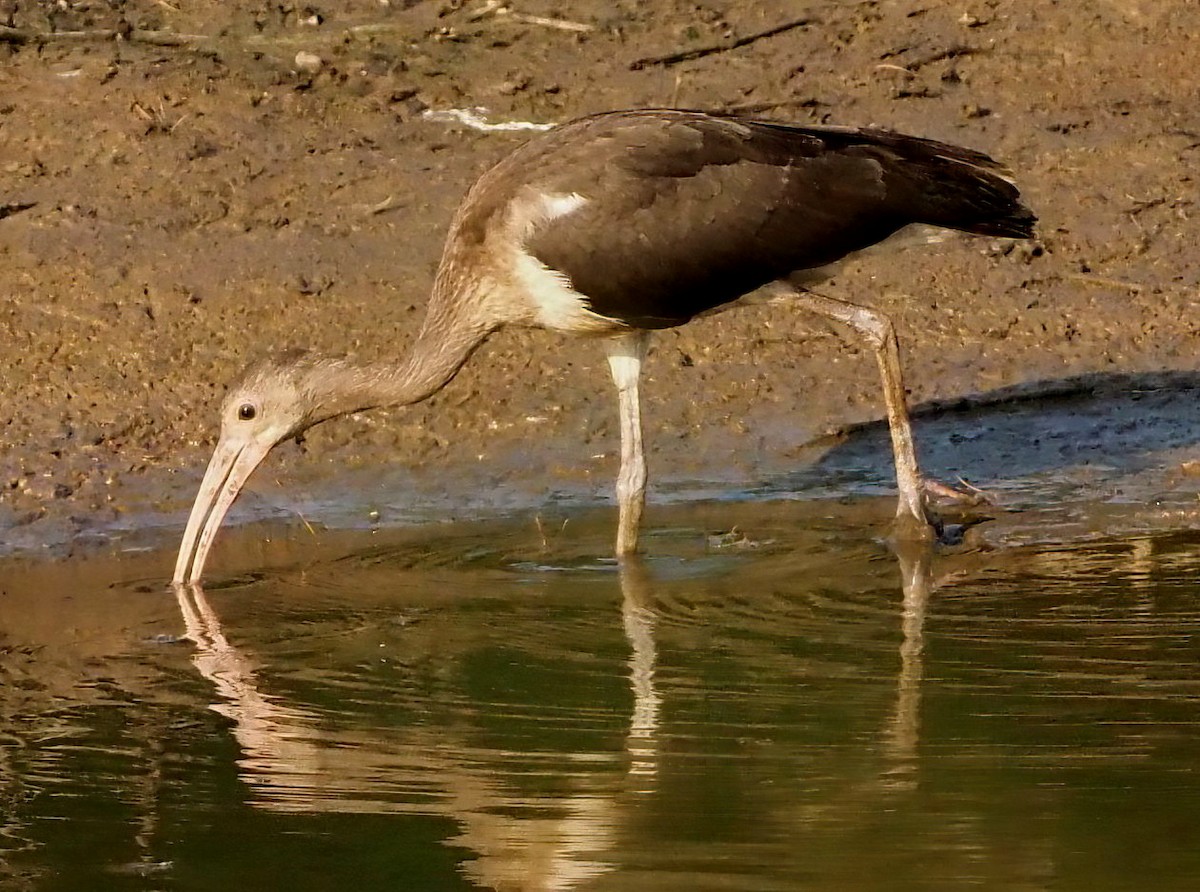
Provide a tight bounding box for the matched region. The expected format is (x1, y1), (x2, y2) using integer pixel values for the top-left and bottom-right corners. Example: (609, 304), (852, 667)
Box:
(480, 110), (1034, 329)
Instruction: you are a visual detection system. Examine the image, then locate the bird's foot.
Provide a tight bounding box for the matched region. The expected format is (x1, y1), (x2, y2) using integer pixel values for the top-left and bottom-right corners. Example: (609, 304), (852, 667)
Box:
(922, 476), (996, 509)
(890, 478), (996, 549)
(915, 477), (996, 547)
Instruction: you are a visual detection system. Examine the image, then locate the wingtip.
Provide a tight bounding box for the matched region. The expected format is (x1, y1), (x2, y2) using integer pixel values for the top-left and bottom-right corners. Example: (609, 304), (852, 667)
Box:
(1002, 206), (1038, 240)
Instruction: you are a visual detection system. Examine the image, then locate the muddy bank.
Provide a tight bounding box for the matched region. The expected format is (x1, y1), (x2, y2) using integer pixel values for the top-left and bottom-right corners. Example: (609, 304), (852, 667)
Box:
(2, 1), (1198, 561)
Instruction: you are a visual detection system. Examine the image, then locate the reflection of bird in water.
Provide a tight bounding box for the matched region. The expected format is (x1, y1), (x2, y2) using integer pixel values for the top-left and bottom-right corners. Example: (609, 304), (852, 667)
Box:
(618, 558), (661, 790)
(174, 560), (663, 890)
(880, 541), (932, 790)
(173, 108), (1035, 584)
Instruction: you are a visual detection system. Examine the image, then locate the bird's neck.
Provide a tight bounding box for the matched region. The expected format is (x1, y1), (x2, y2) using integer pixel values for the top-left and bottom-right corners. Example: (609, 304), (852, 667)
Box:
(321, 275), (496, 418)
(396, 314), (492, 405)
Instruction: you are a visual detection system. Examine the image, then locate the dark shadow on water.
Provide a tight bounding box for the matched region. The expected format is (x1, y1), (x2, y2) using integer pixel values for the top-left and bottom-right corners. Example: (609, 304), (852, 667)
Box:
(777, 370), (1200, 504)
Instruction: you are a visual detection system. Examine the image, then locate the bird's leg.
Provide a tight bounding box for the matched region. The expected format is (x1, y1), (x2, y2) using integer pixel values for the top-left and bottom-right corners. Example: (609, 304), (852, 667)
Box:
(783, 287), (933, 543)
(605, 331), (651, 556)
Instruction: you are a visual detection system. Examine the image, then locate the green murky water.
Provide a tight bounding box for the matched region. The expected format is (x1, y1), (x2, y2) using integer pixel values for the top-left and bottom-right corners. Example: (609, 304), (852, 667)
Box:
(3, 494), (1200, 891)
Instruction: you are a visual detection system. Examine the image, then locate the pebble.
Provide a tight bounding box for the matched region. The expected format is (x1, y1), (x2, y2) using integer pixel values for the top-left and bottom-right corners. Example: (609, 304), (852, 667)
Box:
(295, 51), (324, 74)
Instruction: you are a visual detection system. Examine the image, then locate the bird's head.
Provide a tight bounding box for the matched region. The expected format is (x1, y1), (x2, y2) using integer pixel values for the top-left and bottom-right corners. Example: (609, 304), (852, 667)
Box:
(219, 352), (327, 444)
(173, 351), (339, 586)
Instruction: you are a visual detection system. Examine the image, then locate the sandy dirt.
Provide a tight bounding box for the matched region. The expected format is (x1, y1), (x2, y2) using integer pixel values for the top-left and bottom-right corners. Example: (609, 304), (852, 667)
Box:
(1, 0), (1198, 559)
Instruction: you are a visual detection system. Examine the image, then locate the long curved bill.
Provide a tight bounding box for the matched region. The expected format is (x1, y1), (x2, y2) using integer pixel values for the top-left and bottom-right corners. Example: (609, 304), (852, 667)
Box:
(173, 435), (275, 586)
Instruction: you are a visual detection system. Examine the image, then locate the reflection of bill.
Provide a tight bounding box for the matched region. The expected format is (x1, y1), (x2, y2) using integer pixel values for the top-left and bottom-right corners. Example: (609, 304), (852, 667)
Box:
(173, 562), (662, 890)
(174, 583), (323, 781)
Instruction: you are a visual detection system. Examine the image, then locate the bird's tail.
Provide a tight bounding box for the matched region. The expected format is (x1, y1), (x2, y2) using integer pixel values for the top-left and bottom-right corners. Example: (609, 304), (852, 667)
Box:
(859, 129), (1037, 239)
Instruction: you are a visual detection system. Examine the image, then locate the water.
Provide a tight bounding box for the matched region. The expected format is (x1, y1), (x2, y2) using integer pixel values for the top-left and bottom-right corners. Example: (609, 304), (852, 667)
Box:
(4, 495), (1200, 891)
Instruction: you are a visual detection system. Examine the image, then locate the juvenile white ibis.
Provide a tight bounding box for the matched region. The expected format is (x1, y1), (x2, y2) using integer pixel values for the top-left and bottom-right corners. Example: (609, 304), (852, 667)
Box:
(173, 108), (1035, 584)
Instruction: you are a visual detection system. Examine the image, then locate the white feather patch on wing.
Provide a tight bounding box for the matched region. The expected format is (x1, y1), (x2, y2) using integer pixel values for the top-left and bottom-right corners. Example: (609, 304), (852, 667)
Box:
(509, 189), (589, 236)
(508, 191), (623, 334)
(537, 191), (589, 221)
(512, 251), (620, 333)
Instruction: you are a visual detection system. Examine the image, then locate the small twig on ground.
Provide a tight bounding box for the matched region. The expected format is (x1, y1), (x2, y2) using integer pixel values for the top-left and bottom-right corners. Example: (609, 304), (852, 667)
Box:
(422, 107), (556, 132)
(0, 25), (212, 47)
(467, 0), (506, 20)
(0, 24), (204, 45)
(510, 12), (593, 32)
(366, 195), (401, 216)
(469, 2), (593, 33)
(1065, 273), (1145, 294)
(130, 28), (211, 47)
(905, 44), (985, 70)
(132, 99), (189, 133)
(0, 23), (396, 53)
(630, 16), (815, 70)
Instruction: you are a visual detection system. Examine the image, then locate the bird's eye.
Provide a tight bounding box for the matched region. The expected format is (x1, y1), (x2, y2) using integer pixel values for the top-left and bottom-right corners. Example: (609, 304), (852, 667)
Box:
(237, 403), (257, 421)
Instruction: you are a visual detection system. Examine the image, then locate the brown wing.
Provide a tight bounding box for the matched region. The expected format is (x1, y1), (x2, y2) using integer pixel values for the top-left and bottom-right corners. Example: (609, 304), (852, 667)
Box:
(520, 113), (901, 328)
(489, 109), (1032, 328)
(465, 110), (1034, 329)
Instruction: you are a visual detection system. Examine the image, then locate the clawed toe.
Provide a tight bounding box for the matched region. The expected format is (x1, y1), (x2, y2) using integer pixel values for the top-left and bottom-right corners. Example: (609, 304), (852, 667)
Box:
(922, 476), (996, 508)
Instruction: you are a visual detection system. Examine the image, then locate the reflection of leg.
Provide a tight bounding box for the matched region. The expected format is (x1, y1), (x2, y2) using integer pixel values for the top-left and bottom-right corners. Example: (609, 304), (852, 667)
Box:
(619, 557), (660, 788)
(785, 287), (931, 540)
(882, 539), (934, 788)
(605, 332), (651, 556)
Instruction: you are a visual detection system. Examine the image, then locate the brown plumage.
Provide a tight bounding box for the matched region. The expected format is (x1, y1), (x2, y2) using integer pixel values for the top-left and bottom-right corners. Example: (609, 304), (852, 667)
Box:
(468, 110), (1033, 327)
(173, 108), (1035, 585)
